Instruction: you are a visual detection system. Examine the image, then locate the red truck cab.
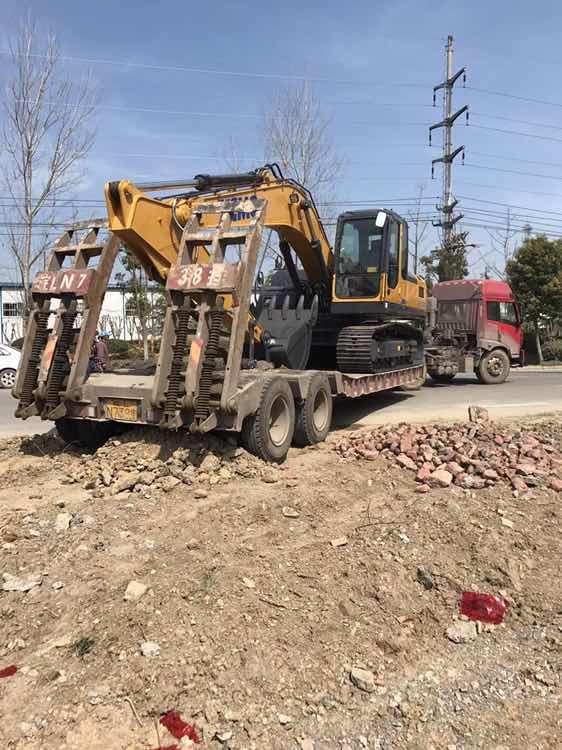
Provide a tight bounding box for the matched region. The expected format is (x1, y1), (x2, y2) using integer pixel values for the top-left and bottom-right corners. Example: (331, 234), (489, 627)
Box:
(426, 279), (523, 384)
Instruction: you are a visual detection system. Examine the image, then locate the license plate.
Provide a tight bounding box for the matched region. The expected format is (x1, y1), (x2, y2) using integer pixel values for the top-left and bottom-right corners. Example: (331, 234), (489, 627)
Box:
(103, 400), (139, 421)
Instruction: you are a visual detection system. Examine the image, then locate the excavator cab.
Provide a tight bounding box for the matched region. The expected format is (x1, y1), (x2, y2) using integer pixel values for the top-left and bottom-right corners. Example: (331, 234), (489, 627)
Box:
(331, 209), (426, 318)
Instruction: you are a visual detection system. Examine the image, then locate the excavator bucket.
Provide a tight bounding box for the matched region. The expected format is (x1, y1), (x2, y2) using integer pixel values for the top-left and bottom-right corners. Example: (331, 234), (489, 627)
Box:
(153, 197), (266, 432)
(13, 221), (120, 421)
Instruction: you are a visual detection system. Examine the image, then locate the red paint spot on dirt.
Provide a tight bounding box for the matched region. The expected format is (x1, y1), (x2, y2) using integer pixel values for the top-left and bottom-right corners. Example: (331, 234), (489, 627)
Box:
(160, 711), (200, 743)
(460, 592), (508, 625)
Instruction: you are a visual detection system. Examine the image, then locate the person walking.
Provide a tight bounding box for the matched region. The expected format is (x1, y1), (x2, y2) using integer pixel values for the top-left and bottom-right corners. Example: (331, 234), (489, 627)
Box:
(94, 331), (112, 372)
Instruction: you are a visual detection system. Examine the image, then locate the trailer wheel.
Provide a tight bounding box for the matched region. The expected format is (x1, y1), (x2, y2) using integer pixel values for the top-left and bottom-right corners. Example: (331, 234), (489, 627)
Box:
(293, 373), (333, 446)
(475, 349), (510, 384)
(55, 417), (116, 450)
(241, 377), (295, 463)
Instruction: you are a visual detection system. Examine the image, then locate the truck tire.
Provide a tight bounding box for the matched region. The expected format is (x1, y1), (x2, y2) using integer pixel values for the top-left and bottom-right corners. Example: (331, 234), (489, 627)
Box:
(55, 417), (116, 450)
(475, 349), (510, 384)
(241, 377), (295, 463)
(293, 373), (333, 446)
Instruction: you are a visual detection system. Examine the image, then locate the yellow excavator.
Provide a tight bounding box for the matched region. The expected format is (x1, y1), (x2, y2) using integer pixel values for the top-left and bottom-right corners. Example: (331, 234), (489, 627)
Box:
(13, 164), (427, 461)
(105, 164), (427, 370)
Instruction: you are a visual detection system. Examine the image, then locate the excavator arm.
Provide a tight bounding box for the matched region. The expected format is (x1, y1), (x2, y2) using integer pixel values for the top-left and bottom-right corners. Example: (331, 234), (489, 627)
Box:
(104, 165), (333, 297)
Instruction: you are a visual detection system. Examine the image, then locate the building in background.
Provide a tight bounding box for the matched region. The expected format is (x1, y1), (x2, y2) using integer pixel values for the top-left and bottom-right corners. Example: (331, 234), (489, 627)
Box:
(0, 281), (162, 344)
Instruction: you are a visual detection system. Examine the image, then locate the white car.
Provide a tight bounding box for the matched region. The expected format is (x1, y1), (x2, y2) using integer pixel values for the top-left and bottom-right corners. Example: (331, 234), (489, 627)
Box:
(0, 344), (21, 389)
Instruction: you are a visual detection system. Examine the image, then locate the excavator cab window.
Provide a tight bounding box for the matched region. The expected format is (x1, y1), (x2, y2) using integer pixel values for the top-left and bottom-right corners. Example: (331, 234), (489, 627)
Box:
(335, 217), (383, 298)
(387, 221), (400, 289)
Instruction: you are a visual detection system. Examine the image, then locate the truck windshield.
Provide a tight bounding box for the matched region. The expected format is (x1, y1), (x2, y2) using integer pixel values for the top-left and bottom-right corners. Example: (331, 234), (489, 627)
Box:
(335, 218), (383, 298)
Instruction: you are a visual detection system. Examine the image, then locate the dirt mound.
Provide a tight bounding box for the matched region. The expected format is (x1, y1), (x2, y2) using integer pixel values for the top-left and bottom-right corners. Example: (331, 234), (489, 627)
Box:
(1, 415), (561, 749)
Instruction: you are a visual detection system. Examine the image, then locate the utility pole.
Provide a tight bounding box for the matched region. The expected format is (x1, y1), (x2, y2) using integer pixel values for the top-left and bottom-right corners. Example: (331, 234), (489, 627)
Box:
(522, 223), (532, 242)
(429, 35), (469, 246)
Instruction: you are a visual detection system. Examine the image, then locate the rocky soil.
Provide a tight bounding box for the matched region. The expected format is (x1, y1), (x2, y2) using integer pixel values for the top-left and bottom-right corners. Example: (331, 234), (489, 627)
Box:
(0, 413), (561, 749)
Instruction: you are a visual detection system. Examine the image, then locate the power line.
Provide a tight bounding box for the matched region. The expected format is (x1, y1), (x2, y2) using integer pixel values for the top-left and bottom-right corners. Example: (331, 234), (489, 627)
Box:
(462, 162), (562, 181)
(472, 123), (562, 144)
(0, 49), (428, 88)
(467, 85), (562, 109)
(457, 194), (562, 218)
(457, 180), (562, 199)
(468, 150), (562, 170)
(461, 220), (562, 238)
(472, 111), (562, 132)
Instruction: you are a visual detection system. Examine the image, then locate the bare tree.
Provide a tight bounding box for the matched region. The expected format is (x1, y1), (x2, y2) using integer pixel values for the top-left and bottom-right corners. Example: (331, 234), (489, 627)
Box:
(486, 208), (519, 274)
(264, 82), (342, 201)
(408, 184), (430, 274)
(1, 17), (96, 319)
(260, 82), (342, 279)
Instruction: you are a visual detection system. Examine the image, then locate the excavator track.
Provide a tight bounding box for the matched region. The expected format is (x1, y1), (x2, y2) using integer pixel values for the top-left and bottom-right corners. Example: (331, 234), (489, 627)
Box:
(336, 324), (423, 374)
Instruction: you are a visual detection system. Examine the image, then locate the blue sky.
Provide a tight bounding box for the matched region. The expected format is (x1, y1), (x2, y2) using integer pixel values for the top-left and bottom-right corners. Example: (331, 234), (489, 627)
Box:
(2, 0), (562, 279)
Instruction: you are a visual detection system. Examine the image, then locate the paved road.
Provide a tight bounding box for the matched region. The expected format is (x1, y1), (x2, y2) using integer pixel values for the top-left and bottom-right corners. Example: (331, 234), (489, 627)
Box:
(0, 369), (561, 437)
(0, 389), (53, 436)
(333, 369), (562, 431)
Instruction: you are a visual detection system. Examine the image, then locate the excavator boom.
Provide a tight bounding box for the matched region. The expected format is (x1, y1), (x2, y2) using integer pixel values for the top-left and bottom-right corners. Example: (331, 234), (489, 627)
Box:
(104, 165), (333, 296)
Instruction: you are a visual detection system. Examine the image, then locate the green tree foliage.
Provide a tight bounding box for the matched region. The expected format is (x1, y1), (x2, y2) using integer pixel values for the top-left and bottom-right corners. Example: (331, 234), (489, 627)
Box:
(421, 231), (469, 283)
(506, 235), (562, 363)
(115, 247), (165, 361)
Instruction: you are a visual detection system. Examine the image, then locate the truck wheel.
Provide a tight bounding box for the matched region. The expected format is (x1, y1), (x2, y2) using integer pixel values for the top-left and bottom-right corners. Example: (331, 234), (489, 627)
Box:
(55, 417), (115, 450)
(0, 368), (17, 389)
(241, 377), (295, 463)
(475, 349), (510, 384)
(293, 373), (333, 446)
(428, 370), (455, 384)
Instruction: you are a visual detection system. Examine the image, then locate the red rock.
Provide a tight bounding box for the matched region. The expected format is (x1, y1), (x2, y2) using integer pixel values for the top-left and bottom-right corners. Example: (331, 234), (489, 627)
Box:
(459, 474), (486, 489)
(510, 476), (528, 492)
(400, 435), (414, 453)
(416, 464), (433, 482)
(549, 478), (562, 492)
(483, 468), (499, 481)
(447, 461), (464, 476)
(416, 483), (431, 494)
(516, 463), (536, 476)
(468, 405), (490, 423)
(360, 449), (379, 461)
(396, 453), (417, 471)
(427, 469), (453, 488)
